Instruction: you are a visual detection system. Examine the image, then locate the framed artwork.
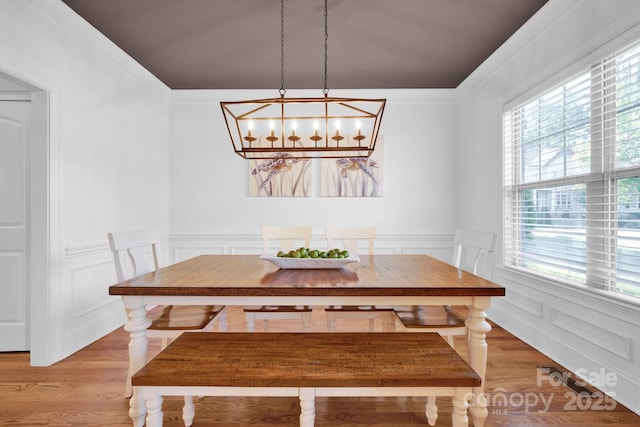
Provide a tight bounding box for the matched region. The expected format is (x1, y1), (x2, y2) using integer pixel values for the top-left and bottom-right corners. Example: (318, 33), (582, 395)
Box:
(249, 154), (311, 197)
(320, 136), (384, 197)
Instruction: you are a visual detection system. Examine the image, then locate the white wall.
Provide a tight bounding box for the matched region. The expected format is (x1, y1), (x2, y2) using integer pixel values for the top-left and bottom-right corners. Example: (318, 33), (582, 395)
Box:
(4, 4), (640, 416)
(168, 89), (458, 260)
(457, 0), (640, 415)
(0, 0), (171, 364)
(1, 1), (458, 366)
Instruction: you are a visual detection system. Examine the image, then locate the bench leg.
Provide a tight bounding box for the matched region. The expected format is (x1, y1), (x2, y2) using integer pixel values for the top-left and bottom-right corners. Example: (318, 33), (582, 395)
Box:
(182, 396), (195, 427)
(299, 388), (315, 427)
(129, 388), (146, 427)
(451, 388), (470, 427)
(144, 388), (163, 427)
(425, 395), (437, 426)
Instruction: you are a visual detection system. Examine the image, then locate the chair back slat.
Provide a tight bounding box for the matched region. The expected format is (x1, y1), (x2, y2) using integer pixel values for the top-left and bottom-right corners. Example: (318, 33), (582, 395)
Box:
(261, 226), (313, 254)
(451, 228), (497, 275)
(325, 225), (376, 255)
(108, 229), (161, 282)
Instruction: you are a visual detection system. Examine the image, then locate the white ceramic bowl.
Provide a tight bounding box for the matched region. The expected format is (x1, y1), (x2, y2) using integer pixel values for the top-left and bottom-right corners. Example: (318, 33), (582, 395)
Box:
(261, 254), (360, 270)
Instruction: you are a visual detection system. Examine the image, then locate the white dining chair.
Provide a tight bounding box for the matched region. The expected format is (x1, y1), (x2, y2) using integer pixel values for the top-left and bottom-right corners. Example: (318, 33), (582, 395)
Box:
(108, 229), (226, 404)
(243, 226), (313, 332)
(393, 228), (497, 426)
(323, 225), (396, 332)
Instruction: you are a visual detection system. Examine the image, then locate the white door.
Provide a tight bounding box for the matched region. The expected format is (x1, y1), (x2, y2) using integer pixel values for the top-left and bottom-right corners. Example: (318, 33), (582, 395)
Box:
(0, 100), (29, 351)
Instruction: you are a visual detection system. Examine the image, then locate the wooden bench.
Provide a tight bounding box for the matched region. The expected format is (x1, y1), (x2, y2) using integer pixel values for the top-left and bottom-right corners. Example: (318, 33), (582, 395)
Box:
(132, 332), (481, 427)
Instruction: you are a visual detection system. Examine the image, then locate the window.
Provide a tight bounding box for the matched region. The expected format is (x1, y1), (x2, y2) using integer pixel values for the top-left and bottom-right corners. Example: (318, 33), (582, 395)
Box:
(554, 190), (572, 210)
(504, 40), (640, 300)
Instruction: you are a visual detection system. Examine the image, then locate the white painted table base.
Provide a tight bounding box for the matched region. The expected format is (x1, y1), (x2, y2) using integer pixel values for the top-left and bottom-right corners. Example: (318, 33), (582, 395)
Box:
(112, 255), (505, 427)
(123, 295), (492, 427)
(140, 385), (473, 427)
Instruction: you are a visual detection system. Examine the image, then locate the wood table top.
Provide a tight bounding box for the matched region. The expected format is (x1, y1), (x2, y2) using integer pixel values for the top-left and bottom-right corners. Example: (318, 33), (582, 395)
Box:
(131, 332), (482, 388)
(109, 254), (505, 297)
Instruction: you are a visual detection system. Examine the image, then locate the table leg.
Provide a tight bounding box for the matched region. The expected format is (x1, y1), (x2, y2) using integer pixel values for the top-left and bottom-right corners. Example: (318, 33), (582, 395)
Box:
(465, 296), (492, 427)
(124, 300), (151, 427)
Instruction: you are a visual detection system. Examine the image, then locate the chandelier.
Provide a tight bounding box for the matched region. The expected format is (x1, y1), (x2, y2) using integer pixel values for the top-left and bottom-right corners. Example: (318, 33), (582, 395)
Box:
(220, 0), (386, 160)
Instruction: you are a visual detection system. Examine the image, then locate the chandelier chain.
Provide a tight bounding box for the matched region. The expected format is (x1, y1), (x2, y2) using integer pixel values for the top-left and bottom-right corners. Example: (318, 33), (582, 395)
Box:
(220, 0), (385, 160)
(280, 0), (285, 96)
(323, 0), (329, 95)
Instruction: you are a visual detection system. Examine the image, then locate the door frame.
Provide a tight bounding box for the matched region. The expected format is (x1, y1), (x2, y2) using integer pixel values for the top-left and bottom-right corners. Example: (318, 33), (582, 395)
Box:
(0, 67), (60, 366)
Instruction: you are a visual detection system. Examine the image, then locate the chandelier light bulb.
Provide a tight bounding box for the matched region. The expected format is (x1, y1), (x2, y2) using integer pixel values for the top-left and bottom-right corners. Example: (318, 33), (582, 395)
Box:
(354, 119), (365, 141)
(332, 119), (344, 142)
(266, 119), (279, 142)
(287, 120), (300, 143)
(243, 119), (257, 143)
(311, 120), (323, 142)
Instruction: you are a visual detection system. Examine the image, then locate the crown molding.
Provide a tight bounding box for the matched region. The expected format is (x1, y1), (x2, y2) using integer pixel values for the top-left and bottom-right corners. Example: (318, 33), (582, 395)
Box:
(456, 0), (574, 94)
(171, 88), (455, 104)
(30, 0), (169, 95)
(459, 0), (640, 98)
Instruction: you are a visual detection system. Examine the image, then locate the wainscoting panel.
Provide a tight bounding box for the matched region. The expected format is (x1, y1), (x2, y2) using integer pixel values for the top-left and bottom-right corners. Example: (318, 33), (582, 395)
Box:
(490, 266), (640, 415)
(60, 249), (127, 358)
(69, 258), (117, 321)
(550, 309), (633, 361)
(174, 245), (226, 261)
(168, 233), (453, 264)
(494, 286), (544, 320)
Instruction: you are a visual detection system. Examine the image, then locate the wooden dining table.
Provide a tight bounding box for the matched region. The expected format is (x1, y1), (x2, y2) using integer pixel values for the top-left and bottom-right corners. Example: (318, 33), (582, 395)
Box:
(109, 254), (505, 427)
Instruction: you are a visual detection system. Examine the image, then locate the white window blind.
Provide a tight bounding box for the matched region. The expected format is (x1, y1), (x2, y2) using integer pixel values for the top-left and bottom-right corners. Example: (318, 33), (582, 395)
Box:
(504, 40), (640, 299)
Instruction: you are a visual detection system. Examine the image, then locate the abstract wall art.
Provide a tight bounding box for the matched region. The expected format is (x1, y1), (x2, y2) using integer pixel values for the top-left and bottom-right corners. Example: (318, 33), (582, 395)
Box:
(320, 136), (384, 197)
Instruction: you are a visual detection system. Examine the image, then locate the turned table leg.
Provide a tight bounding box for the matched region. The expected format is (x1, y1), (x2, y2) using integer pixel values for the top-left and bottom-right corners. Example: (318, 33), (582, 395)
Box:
(466, 296), (492, 427)
(124, 299), (151, 427)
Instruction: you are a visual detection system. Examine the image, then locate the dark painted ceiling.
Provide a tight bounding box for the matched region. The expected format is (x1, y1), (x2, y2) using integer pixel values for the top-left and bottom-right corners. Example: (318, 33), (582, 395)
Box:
(60, 0), (548, 90)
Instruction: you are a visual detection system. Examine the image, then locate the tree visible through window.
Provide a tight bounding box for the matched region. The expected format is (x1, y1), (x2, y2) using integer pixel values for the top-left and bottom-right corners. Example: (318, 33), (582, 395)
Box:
(504, 40), (640, 299)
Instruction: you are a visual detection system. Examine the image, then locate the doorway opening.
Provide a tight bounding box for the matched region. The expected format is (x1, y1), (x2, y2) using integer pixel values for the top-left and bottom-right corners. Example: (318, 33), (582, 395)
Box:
(0, 70), (50, 365)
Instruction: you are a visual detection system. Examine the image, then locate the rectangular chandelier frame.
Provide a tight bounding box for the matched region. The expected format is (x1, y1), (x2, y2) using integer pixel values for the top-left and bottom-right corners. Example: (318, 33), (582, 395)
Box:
(221, 96), (386, 160)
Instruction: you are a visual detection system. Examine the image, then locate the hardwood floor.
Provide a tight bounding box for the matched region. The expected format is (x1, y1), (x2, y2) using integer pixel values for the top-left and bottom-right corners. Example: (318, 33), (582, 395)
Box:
(1, 306), (638, 426)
